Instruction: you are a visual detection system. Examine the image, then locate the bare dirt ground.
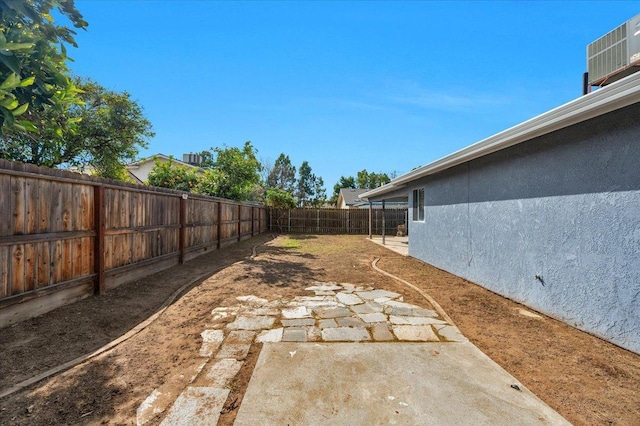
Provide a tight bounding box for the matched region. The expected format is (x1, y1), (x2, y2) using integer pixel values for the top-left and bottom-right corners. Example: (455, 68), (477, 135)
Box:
(1, 234), (639, 425)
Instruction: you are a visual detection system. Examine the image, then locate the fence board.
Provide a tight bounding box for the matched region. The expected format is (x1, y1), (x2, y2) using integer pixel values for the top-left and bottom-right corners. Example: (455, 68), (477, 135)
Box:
(10, 244), (24, 295)
(0, 175), (10, 237)
(0, 160), (268, 327)
(0, 246), (8, 297)
(11, 177), (25, 235)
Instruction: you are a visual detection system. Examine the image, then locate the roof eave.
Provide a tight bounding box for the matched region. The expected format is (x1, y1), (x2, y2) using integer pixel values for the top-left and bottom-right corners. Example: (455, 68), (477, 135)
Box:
(362, 72), (640, 199)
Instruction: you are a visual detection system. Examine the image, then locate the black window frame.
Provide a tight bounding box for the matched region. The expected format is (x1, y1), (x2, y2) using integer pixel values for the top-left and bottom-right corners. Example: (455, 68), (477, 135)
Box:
(412, 188), (424, 222)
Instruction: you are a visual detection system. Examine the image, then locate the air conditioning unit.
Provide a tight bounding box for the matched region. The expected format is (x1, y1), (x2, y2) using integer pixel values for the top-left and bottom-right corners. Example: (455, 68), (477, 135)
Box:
(587, 13), (640, 86)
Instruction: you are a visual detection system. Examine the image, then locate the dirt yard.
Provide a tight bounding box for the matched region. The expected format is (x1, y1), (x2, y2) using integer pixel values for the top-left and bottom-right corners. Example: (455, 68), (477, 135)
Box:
(0, 234), (639, 425)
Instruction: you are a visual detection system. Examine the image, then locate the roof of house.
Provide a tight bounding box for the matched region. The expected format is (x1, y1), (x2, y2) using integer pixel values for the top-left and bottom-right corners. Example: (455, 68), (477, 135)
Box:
(361, 72), (640, 201)
(338, 188), (369, 205)
(125, 154), (197, 169)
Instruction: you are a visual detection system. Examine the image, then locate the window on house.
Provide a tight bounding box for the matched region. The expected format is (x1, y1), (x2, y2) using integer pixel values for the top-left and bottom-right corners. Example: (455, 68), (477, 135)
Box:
(412, 188), (424, 221)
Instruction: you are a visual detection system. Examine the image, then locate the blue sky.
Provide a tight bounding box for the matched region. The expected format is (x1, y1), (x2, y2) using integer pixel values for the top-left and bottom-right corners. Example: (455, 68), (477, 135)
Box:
(68, 1), (638, 190)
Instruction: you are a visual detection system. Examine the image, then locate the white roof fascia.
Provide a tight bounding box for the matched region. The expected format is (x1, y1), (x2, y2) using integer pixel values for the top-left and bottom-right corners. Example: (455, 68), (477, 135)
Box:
(361, 72), (640, 200)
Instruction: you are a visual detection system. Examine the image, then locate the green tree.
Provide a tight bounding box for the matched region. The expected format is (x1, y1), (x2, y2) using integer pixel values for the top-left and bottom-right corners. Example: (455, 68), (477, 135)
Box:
(311, 175), (327, 207)
(147, 156), (199, 192)
(265, 187), (296, 209)
(0, 78), (154, 179)
(296, 161), (326, 207)
(331, 175), (356, 204)
(196, 141), (262, 201)
(296, 161), (313, 207)
(266, 153), (296, 193)
(356, 169), (390, 190)
(0, 0), (88, 132)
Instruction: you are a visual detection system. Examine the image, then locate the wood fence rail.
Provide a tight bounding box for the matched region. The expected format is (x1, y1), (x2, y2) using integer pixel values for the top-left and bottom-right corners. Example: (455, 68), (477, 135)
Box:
(268, 208), (407, 235)
(0, 159), (267, 327)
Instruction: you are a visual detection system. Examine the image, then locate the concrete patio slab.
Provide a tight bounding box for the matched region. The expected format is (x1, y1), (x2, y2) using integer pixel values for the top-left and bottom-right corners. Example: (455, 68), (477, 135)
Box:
(234, 342), (570, 426)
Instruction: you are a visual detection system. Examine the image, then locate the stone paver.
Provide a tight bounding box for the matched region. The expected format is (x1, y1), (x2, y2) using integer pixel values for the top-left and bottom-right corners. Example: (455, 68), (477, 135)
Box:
(321, 327), (371, 341)
(356, 289), (402, 300)
(225, 330), (256, 344)
(216, 343), (252, 359)
(199, 330), (225, 357)
(160, 387), (229, 426)
(227, 315), (276, 330)
(389, 315), (447, 326)
(371, 323), (395, 341)
(282, 328), (308, 342)
(336, 292), (364, 306)
(281, 306), (312, 319)
(350, 302), (383, 314)
(251, 307), (281, 316)
(281, 318), (315, 327)
(358, 312), (387, 323)
(202, 359), (244, 387)
(336, 317), (366, 328)
(142, 280), (478, 425)
(314, 307), (352, 319)
(318, 319), (338, 329)
(256, 328), (283, 343)
(392, 325), (439, 342)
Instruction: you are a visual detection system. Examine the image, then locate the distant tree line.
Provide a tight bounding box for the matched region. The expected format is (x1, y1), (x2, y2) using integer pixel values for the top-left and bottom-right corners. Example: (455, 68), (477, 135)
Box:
(147, 149), (327, 206)
(330, 169), (395, 204)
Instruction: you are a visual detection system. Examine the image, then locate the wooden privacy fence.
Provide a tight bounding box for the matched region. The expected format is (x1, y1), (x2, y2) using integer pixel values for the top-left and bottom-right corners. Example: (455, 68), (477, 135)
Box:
(269, 208), (407, 234)
(0, 160), (267, 327)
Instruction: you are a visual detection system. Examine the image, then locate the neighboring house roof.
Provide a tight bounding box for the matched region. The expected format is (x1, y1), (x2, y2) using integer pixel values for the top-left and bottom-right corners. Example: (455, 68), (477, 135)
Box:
(337, 188), (368, 207)
(362, 72), (640, 201)
(126, 153), (196, 169)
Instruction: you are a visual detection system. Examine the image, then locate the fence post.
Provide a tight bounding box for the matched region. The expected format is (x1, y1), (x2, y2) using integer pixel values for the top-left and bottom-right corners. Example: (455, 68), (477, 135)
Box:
(382, 200), (386, 245)
(347, 210), (350, 234)
(317, 209), (320, 233)
(237, 204), (242, 241)
(288, 209), (291, 232)
(179, 195), (187, 264)
(251, 206), (255, 236)
(217, 201), (222, 249)
(93, 185), (105, 295)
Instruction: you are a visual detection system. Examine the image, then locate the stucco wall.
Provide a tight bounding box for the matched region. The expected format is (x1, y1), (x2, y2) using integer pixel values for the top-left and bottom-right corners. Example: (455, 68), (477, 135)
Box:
(408, 103), (640, 353)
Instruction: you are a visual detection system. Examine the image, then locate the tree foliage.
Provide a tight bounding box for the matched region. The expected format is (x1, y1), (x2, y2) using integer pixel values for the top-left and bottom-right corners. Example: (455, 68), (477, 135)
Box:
(0, 0), (88, 132)
(266, 153), (296, 193)
(146, 156), (199, 192)
(331, 169), (390, 204)
(356, 169), (390, 190)
(202, 141), (261, 201)
(265, 187), (296, 209)
(0, 78), (154, 178)
(296, 160), (326, 207)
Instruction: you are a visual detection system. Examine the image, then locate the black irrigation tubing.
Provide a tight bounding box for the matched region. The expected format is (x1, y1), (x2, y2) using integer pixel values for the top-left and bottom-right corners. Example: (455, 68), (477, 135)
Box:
(371, 257), (457, 328)
(0, 239), (270, 400)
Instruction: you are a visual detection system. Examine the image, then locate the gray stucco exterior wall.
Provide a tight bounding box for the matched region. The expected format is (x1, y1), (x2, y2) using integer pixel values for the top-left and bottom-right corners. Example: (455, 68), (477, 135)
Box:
(408, 103), (640, 353)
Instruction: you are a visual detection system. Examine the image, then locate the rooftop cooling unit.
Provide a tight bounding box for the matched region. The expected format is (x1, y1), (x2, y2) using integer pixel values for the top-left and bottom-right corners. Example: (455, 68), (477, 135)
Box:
(587, 13), (640, 87)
